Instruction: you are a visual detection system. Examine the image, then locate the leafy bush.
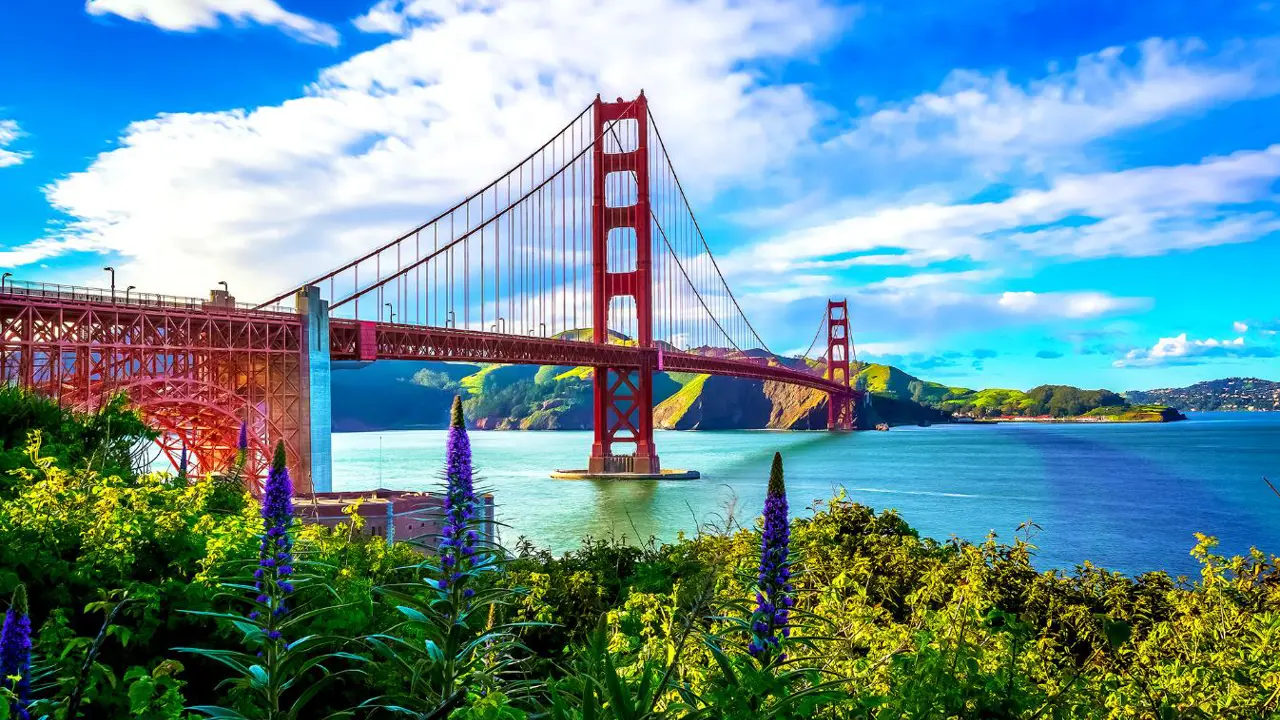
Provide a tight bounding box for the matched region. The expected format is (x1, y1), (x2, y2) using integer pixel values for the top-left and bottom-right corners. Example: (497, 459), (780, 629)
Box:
(0, 389), (1276, 718)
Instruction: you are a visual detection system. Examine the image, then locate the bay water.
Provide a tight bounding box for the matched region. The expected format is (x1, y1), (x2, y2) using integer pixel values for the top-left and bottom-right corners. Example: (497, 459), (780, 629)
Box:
(332, 412), (1280, 577)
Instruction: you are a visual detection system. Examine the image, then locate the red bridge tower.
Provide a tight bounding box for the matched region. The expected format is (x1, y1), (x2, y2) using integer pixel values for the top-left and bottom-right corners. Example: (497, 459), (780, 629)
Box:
(588, 93), (659, 474)
(827, 299), (855, 430)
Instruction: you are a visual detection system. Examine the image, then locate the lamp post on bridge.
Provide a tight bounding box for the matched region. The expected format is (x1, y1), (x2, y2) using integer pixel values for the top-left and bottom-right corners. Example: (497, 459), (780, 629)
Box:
(385, 302), (395, 323)
(103, 266), (115, 302)
(125, 285), (136, 303)
(1, 272), (10, 292)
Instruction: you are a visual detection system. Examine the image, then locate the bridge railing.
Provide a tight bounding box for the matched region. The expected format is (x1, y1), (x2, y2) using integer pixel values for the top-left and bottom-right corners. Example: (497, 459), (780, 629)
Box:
(0, 279), (294, 315)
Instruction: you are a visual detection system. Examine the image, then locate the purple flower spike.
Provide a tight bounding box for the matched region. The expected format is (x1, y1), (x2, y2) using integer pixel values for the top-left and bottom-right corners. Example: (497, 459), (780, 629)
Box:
(748, 453), (793, 660)
(437, 396), (479, 603)
(251, 440), (295, 645)
(0, 584), (32, 720)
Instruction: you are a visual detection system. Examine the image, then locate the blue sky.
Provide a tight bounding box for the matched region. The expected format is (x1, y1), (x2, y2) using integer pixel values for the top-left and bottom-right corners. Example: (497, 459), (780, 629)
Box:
(1, 0), (1277, 392)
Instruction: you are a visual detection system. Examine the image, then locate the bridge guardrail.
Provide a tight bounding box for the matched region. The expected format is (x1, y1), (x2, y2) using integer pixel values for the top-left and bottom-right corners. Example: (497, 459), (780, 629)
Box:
(0, 279), (295, 315)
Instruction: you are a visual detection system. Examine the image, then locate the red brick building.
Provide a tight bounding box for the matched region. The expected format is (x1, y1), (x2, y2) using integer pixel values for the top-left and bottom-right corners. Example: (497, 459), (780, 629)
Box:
(296, 489), (496, 551)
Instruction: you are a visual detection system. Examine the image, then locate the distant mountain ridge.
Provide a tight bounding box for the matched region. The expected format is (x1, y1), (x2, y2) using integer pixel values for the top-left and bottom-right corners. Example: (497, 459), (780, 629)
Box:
(330, 332), (1182, 430)
(1125, 377), (1280, 412)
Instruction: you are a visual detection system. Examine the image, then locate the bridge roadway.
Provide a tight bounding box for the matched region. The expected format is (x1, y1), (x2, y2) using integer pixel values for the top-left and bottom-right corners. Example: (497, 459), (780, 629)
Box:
(1, 281), (856, 491)
(0, 280), (852, 397)
(329, 319), (852, 397)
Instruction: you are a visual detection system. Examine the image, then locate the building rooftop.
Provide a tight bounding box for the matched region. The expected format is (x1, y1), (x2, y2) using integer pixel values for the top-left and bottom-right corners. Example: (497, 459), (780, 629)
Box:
(296, 488), (494, 508)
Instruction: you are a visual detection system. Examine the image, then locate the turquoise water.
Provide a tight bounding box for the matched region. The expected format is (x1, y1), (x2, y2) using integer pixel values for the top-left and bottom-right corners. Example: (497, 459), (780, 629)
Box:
(332, 412), (1280, 576)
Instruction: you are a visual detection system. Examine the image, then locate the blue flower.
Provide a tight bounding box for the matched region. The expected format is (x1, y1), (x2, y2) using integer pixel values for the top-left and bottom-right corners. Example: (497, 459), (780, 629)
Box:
(251, 441), (295, 647)
(0, 585), (32, 720)
(748, 453), (793, 660)
(437, 396), (479, 595)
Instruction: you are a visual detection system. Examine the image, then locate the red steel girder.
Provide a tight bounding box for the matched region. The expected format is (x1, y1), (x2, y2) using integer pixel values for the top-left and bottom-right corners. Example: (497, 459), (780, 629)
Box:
(0, 294), (310, 491)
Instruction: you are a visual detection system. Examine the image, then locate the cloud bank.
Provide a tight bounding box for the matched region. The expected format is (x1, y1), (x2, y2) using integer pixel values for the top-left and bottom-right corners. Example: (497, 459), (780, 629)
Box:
(85, 0), (340, 45)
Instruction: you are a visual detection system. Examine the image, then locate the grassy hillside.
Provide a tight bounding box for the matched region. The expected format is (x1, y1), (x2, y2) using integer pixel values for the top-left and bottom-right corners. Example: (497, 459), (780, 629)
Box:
(654, 374), (710, 427)
(331, 341), (1181, 430)
(851, 363), (1160, 420)
(855, 363), (972, 407)
(1083, 404), (1187, 422)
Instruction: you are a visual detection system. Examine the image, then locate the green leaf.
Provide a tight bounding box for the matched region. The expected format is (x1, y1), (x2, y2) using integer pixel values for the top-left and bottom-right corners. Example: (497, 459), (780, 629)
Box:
(396, 604), (432, 625)
(188, 706), (252, 719)
(248, 664), (269, 689)
(127, 676), (156, 713)
(1098, 615), (1132, 649)
(703, 637), (738, 688)
(423, 639), (445, 664)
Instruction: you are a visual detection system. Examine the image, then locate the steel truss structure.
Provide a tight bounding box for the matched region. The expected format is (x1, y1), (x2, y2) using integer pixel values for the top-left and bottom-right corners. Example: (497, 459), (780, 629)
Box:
(0, 288), (307, 490)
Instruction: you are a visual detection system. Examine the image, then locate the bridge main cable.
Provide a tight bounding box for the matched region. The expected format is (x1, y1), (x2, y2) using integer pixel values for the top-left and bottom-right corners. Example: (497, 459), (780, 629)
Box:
(646, 107), (772, 355)
(321, 99), (639, 314)
(254, 103), (594, 310)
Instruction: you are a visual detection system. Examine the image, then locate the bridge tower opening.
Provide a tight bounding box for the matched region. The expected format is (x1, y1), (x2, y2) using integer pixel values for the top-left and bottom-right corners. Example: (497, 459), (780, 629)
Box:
(588, 93), (660, 474)
(827, 299), (855, 431)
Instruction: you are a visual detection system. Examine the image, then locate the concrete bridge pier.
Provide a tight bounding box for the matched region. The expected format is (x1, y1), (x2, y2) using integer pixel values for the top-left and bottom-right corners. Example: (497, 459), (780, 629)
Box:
(297, 285), (333, 493)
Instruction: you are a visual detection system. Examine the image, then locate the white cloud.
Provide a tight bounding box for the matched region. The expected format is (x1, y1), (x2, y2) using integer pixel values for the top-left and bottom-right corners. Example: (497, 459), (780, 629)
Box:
(28, 0), (842, 298)
(996, 290), (1141, 319)
(856, 340), (918, 357)
(0, 120), (31, 168)
(741, 269), (1149, 339)
(831, 37), (1278, 171)
(710, 36), (1280, 355)
(352, 0), (411, 35)
(1233, 321), (1251, 333)
(1114, 333), (1276, 367)
(728, 144), (1280, 274)
(86, 0), (340, 46)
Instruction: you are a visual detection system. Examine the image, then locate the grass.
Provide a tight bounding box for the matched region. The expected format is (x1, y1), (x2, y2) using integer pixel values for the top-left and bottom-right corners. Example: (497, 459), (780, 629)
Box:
(654, 374), (710, 425)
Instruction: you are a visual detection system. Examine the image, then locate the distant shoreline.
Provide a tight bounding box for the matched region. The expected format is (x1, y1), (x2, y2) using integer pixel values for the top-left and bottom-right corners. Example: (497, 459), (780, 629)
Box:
(956, 414), (1183, 425)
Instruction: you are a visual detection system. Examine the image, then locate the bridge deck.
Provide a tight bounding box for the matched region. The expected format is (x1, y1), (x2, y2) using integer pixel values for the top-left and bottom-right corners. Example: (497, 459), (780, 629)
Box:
(329, 320), (853, 397)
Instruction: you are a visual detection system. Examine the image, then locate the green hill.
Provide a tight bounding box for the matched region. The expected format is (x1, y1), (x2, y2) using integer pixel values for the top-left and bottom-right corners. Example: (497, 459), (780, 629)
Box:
(330, 335), (1182, 430)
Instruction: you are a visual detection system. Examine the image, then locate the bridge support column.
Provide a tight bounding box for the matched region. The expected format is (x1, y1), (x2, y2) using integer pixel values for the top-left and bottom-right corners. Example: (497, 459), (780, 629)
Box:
(826, 299), (855, 431)
(587, 92), (661, 475)
(297, 285), (333, 493)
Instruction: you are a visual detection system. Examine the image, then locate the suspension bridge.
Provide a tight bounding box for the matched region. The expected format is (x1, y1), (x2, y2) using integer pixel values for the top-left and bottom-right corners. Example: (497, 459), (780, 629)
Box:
(0, 93), (861, 491)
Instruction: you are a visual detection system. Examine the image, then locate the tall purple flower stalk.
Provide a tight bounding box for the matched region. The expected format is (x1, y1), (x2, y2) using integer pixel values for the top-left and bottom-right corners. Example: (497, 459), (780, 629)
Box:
(0, 584), (31, 720)
(437, 396), (478, 597)
(251, 441), (294, 640)
(748, 452), (793, 660)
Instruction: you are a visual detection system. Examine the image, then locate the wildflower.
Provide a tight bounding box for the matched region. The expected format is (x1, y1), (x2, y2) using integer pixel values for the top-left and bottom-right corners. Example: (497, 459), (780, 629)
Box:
(437, 396), (478, 593)
(0, 584), (31, 720)
(748, 452), (793, 660)
(178, 446), (188, 481)
(254, 440), (294, 633)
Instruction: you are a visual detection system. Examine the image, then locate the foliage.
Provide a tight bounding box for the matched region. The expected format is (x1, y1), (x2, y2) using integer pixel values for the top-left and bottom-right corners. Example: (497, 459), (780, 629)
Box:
(363, 396), (540, 717)
(0, 387), (155, 492)
(0, 389), (1277, 718)
(464, 376), (591, 429)
(411, 369), (458, 392)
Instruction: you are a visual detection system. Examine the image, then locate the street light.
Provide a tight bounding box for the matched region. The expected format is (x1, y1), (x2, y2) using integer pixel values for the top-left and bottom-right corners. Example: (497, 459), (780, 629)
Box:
(218, 281), (229, 294)
(103, 266), (115, 301)
(1, 272), (10, 292)
(125, 285), (136, 303)
(385, 302), (395, 323)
